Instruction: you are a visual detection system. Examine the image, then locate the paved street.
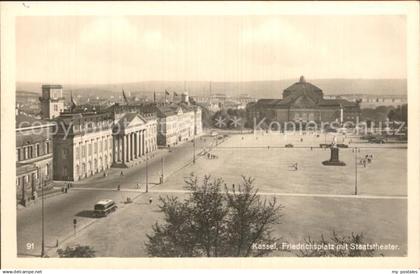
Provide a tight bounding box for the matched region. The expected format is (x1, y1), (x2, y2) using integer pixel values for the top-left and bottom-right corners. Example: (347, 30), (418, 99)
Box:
(16, 136), (213, 257)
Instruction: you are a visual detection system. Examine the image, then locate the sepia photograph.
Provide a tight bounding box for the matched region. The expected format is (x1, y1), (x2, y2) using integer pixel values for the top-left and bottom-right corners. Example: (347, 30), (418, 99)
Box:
(1, 1), (419, 270)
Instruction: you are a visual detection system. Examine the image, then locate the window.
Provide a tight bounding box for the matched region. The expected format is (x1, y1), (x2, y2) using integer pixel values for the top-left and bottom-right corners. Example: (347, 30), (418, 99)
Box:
(54, 105), (58, 111)
(45, 142), (50, 154)
(29, 146), (33, 159)
(36, 144), (40, 157)
(76, 147), (80, 160)
(24, 147), (28, 160)
(94, 142), (98, 153)
(81, 145), (86, 158)
(17, 148), (21, 161)
(89, 144), (92, 156)
(62, 148), (67, 159)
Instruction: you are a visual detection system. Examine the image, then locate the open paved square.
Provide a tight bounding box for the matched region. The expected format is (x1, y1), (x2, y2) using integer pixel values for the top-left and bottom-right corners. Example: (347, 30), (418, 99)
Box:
(55, 132), (407, 257)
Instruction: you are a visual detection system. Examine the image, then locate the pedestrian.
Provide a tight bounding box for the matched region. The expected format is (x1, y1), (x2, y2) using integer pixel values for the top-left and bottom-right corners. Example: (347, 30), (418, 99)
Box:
(137, 183), (140, 189)
(117, 185), (121, 191)
(120, 171), (124, 176)
(232, 184), (235, 191)
(295, 163), (298, 171)
(149, 197), (153, 204)
(363, 159), (366, 168)
(310, 146), (313, 151)
(300, 138), (303, 142)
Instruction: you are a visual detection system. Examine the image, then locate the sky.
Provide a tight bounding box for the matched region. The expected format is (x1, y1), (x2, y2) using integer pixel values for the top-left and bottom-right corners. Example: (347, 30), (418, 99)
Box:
(16, 15), (406, 84)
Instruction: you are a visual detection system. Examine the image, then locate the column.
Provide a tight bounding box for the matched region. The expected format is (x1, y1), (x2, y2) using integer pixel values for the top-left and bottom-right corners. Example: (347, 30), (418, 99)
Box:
(117, 136), (121, 162)
(137, 131), (141, 158)
(121, 135), (125, 164)
(143, 129), (146, 155)
(134, 132), (138, 159)
(126, 135), (130, 162)
(112, 136), (116, 163)
(131, 133), (134, 160)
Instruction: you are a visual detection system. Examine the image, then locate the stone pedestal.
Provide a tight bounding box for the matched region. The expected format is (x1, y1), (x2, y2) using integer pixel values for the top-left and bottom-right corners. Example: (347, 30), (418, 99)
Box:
(322, 147), (346, 166)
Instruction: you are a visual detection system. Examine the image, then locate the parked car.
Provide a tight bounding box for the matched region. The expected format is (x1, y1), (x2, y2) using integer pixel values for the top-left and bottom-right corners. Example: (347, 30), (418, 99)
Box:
(285, 144), (294, 148)
(337, 144), (349, 148)
(93, 199), (117, 217)
(210, 131), (218, 136)
(369, 138), (385, 144)
(320, 144), (331, 148)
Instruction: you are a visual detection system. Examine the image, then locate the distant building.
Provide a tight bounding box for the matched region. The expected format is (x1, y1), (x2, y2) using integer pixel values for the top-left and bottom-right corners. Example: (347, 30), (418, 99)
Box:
(39, 85), (65, 120)
(107, 92), (202, 148)
(16, 112), (54, 206)
(332, 94), (407, 109)
(249, 76), (361, 126)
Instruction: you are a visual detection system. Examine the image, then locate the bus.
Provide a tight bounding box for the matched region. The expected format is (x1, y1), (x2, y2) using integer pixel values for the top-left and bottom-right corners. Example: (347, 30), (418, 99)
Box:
(93, 199), (117, 217)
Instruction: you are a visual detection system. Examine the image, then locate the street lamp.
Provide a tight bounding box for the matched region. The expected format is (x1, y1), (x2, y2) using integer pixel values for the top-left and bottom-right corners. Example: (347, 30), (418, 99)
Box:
(36, 165), (46, 257)
(193, 138), (196, 164)
(354, 147), (358, 195)
(160, 157), (164, 184)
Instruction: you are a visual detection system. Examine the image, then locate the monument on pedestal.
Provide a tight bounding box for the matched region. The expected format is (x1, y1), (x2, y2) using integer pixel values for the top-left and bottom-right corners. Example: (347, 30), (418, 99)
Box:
(322, 136), (346, 166)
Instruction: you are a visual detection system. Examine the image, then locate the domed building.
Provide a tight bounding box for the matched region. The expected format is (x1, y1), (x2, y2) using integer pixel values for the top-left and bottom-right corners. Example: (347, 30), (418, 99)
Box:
(249, 76), (361, 127)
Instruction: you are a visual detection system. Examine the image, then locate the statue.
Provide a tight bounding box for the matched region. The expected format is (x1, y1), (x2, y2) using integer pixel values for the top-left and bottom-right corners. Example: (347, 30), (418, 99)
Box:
(322, 135), (346, 166)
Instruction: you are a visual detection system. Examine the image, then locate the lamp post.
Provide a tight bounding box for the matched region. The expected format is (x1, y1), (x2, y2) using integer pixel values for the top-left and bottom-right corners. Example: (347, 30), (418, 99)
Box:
(354, 147), (358, 195)
(160, 157), (164, 184)
(193, 138), (196, 164)
(36, 165), (46, 257)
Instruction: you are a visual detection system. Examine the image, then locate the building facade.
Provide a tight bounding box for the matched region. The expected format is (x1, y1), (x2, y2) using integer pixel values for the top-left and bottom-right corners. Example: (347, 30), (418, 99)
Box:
(16, 112), (54, 206)
(53, 112), (114, 182)
(39, 85), (65, 120)
(112, 112), (157, 168)
(248, 76), (361, 127)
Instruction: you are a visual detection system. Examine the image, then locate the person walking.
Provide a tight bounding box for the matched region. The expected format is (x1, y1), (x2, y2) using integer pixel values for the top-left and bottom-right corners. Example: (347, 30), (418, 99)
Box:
(120, 171), (124, 176)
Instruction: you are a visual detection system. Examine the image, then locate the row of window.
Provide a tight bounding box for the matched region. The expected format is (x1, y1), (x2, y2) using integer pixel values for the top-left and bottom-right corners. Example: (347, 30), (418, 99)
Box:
(75, 154), (111, 178)
(16, 165), (50, 187)
(16, 142), (50, 162)
(75, 137), (112, 160)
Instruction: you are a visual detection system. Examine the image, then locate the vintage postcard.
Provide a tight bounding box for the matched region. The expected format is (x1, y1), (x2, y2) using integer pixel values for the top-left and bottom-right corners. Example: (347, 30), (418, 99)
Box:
(1, 1), (419, 269)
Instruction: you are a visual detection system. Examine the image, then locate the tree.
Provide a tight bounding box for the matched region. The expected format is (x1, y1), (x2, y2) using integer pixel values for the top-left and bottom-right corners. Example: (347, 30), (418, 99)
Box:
(297, 231), (375, 257)
(57, 245), (96, 257)
(145, 175), (283, 257)
(388, 104), (407, 124)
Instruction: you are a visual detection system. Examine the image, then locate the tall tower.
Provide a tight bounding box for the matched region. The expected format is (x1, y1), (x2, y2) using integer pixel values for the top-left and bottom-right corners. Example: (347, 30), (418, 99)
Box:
(39, 84), (65, 119)
(181, 91), (189, 104)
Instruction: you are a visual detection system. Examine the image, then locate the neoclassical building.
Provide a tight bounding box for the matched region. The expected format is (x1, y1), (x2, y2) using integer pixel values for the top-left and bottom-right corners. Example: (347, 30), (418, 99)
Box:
(112, 112), (157, 168)
(248, 76), (361, 127)
(53, 112), (114, 181)
(52, 109), (158, 181)
(106, 93), (202, 148)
